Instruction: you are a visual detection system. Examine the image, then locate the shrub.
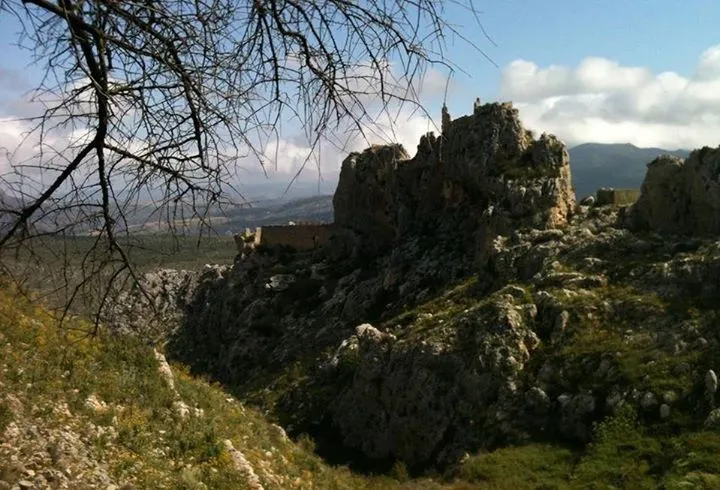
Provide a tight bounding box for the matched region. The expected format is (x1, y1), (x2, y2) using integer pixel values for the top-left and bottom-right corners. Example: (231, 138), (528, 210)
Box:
(572, 405), (661, 488)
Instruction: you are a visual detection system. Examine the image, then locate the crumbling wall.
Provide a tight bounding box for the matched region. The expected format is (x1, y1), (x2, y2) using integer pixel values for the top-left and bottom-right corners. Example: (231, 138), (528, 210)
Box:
(257, 224), (336, 251)
(595, 188), (640, 207)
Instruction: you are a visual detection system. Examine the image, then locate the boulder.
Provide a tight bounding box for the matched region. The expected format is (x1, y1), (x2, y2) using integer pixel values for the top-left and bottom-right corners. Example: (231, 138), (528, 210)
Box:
(624, 147), (720, 235)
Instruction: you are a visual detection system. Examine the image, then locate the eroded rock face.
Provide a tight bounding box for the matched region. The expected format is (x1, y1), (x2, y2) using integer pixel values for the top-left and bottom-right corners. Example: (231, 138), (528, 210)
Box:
(330, 296), (540, 467)
(104, 102), (579, 470)
(333, 144), (410, 252)
(332, 102), (575, 254)
(108, 201), (720, 471)
(102, 268), (206, 341)
(436, 104), (575, 229)
(624, 147), (720, 235)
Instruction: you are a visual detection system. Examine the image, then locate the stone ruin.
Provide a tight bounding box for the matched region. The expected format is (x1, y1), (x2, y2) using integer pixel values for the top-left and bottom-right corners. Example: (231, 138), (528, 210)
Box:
(235, 100), (576, 258)
(234, 222), (335, 256)
(595, 187), (641, 207)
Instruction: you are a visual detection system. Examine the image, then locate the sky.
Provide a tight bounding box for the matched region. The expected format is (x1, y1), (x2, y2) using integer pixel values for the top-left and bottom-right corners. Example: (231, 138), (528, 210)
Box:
(1, 1), (720, 197)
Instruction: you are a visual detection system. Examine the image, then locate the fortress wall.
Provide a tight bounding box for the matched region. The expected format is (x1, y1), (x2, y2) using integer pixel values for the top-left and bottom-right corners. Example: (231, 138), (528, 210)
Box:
(258, 224), (336, 250)
(596, 188), (641, 207)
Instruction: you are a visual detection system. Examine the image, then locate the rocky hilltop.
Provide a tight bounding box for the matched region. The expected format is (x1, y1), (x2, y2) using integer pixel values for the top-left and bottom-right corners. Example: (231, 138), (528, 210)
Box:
(333, 102), (574, 254)
(106, 101), (720, 484)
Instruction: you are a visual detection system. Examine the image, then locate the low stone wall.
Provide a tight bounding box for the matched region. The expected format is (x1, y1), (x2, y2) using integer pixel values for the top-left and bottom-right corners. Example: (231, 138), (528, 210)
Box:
(596, 188), (640, 207)
(251, 224), (336, 251)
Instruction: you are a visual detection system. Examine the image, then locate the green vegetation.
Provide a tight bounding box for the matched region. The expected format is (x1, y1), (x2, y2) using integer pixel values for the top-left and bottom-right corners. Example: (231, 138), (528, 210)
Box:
(5, 274), (720, 488)
(0, 233), (236, 320)
(3, 233), (236, 276)
(383, 276), (486, 341)
(453, 444), (575, 489)
(572, 405), (661, 488)
(536, 283), (698, 394)
(490, 157), (562, 180)
(6, 223), (720, 489)
(0, 283), (405, 489)
(448, 407), (720, 489)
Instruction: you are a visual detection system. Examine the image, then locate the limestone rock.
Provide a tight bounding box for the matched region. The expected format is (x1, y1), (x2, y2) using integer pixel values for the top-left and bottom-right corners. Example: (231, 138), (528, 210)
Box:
(660, 404), (671, 419)
(706, 370), (718, 395)
(333, 144), (410, 252)
(329, 294), (541, 467)
(333, 102), (575, 254)
(265, 274), (296, 292)
(624, 147), (720, 235)
(102, 268), (211, 341)
(580, 195), (595, 206)
(154, 350), (176, 391)
(705, 408), (720, 429)
(525, 386), (551, 414)
(84, 395), (108, 414)
(222, 440), (264, 490)
(640, 392), (658, 411)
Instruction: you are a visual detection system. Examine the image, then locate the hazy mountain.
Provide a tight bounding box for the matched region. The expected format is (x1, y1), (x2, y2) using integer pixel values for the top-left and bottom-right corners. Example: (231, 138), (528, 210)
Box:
(569, 143), (691, 200)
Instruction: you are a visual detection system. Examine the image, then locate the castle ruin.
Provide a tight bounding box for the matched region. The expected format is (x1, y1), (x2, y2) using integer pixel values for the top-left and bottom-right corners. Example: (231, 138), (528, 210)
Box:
(234, 222), (336, 256)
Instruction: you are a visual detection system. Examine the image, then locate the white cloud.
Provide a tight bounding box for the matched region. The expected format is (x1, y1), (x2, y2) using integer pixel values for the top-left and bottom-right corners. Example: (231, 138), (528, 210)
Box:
(0, 117), (62, 170)
(236, 103), (436, 188)
(500, 45), (720, 149)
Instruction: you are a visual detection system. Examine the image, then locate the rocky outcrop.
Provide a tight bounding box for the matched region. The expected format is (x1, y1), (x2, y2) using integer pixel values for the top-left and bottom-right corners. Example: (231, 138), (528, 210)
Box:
(108, 200), (720, 471)
(107, 101), (720, 473)
(333, 144), (410, 252)
(104, 102), (581, 470)
(103, 266), (227, 342)
(333, 102), (575, 254)
(330, 295), (541, 467)
(623, 147), (720, 235)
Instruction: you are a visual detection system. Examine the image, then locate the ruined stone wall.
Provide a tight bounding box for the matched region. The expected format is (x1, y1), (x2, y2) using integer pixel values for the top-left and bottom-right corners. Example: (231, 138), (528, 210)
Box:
(595, 188), (640, 207)
(257, 224), (336, 251)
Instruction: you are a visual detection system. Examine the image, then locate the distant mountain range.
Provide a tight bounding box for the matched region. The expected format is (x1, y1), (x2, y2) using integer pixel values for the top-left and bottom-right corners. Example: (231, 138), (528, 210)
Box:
(568, 143), (691, 200)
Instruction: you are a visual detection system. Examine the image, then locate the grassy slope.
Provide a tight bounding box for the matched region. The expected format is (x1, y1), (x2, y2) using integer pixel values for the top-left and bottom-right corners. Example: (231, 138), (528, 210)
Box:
(0, 281), (585, 490)
(0, 283), (410, 489)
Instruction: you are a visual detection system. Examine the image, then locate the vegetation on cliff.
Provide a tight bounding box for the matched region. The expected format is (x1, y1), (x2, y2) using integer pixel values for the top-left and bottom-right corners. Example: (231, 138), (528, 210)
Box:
(5, 275), (720, 488)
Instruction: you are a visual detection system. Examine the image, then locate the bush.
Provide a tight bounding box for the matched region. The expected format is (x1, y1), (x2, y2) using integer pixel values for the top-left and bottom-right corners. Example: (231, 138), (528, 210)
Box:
(572, 405), (661, 488)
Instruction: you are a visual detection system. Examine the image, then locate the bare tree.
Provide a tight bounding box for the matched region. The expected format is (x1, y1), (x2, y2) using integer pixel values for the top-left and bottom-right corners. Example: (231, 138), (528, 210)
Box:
(0, 0), (490, 331)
